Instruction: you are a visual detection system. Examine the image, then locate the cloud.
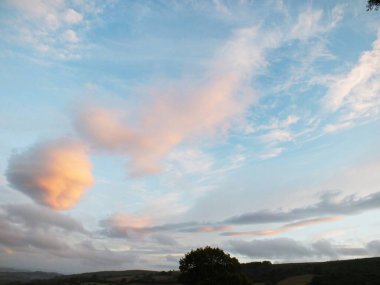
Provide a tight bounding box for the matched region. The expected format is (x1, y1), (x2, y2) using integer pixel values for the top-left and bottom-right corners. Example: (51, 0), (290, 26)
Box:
(75, 27), (279, 175)
(100, 191), (380, 241)
(367, 240), (380, 255)
(225, 191), (380, 225)
(0, 215), (137, 271)
(64, 8), (83, 24)
(1, 203), (87, 233)
(260, 130), (293, 144)
(221, 216), (341, 237)
(64, 29), (79, 43)
(149, 233), (179, 246)
(212, 0), (231, 16)
(228, 238), (379, 260)
(258, 147), (284, 160)
(6, 139), (93, 210)
(229, 238), (312, 259)
(2, 0), (109, 59)
(324, 29), (380, 119)
(323, 121), (353, 133)
(0, 218), (64, 251)
(289, 5), (343, 41)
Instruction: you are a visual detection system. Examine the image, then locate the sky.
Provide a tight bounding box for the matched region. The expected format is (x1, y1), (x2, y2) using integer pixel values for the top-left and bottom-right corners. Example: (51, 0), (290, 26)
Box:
(0, 0), (380, 274)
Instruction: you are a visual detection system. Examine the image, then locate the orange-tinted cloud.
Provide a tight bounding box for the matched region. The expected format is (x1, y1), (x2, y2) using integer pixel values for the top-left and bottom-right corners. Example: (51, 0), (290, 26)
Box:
(110, 213), (152, 228)
(76, 27), (278, 175)
(6, 139), (93, 210)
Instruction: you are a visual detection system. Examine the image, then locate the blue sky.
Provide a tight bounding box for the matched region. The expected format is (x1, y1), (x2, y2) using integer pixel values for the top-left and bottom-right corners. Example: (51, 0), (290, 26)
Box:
(1, 0), (380, 274)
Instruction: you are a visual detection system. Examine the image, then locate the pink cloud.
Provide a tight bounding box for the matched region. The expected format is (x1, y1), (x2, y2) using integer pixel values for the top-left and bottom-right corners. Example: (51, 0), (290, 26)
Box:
(76, 27), (278, 175)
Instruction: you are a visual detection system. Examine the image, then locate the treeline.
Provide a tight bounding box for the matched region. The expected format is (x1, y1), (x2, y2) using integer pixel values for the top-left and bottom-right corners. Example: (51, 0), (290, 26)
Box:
(241, 257), (380, 285)
(3, 270), (180, 285)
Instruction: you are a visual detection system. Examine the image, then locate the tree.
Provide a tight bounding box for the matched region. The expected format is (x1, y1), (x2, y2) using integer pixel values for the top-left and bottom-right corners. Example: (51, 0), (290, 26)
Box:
(367, 0), (380, 11)
(178, 246), (251, 285)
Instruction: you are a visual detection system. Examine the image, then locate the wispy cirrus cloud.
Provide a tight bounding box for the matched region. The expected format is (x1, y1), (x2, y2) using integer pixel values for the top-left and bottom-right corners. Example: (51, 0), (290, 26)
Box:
(322, 30), (380, 132)
(1, 0), (112, 60)
(289, 5), (343, 41)
(6, 139), (93, 210)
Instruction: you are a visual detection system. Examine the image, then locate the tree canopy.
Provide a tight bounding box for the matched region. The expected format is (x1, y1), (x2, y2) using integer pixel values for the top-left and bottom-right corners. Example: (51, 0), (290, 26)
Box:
(367, 0), (380, 10)
(178, 246), (251, 285)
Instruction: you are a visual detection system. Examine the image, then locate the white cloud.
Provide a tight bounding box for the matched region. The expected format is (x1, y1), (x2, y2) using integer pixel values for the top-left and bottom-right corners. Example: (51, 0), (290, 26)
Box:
(290, 5), (343, 41)
(166, 149), (214, 176)
(324, 30), (380, 116)
(260, 130), (293, 144)
(212, 0), (231, 16)
(323, 121), (353, 133)
(258, 147), (284, 159)
(64, 8), (83, 24)
(2, 0), (108, 60)
(64, 29), (79, 43)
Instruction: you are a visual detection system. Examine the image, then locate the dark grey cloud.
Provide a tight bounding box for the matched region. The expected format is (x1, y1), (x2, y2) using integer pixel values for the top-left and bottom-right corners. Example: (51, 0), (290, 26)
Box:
(366, 240), (380, 255)
(311, 239), (338, 258)
(1, 203), (87, 234)
(227, 238), (380, 260)
(149, 233), (179, 246)
(221, 216), (341, 237)
(0, 211), (137, 269)
(0, 218), (70, 252)
(100, 191), (380, 239)
(228, 238), (312, 259)
(224, 191), (380, 225)
(0, 203), (88, 252)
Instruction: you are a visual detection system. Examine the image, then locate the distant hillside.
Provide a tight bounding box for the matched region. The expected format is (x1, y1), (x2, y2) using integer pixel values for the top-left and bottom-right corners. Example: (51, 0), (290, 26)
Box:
(0, 271), (61, 285)
(1, 269), (180, 285)
(2, 257), (380, 285)
(242, 257), (380, 285)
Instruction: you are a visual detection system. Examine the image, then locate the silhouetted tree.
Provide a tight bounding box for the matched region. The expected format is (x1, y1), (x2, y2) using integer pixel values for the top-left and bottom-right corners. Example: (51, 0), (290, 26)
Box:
(178, 246), (251, 285)
(367, 0), (380, 10)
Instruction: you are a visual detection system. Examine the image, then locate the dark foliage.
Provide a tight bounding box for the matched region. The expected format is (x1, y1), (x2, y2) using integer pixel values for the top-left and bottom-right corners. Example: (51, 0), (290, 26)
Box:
(242, 257), (380, 285)
(178, 246), (251, 285)
(367, 0), (380, 10)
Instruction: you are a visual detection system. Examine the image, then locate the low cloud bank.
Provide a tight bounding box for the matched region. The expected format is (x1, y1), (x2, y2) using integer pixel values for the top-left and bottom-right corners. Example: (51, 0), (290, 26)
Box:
(228, 237), (380, 260)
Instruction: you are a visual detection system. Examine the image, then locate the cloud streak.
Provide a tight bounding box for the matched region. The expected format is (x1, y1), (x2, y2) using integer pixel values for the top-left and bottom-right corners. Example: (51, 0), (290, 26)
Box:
(6, 139), (94, 210)
(322, 29), (380, 133)
(99, 191), (380, 240)
(221, 216), (341, 237)
(225, 191), (380, 225)
(228, 238), (380, 260)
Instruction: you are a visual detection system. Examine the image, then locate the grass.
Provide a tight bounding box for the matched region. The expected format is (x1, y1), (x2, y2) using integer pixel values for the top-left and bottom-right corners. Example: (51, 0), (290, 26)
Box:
(277, 274), (314, 285)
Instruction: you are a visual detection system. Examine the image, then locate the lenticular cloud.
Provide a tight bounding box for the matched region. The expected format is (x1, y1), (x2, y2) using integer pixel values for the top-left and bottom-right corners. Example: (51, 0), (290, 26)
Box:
(6, 139), (93, 210)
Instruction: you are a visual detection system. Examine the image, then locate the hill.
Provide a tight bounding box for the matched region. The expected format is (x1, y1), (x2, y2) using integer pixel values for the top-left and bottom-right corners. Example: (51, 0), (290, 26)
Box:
(0, 271), (61, 285)
(1, 257), (380, 285)
(242, 257), (380, 285)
